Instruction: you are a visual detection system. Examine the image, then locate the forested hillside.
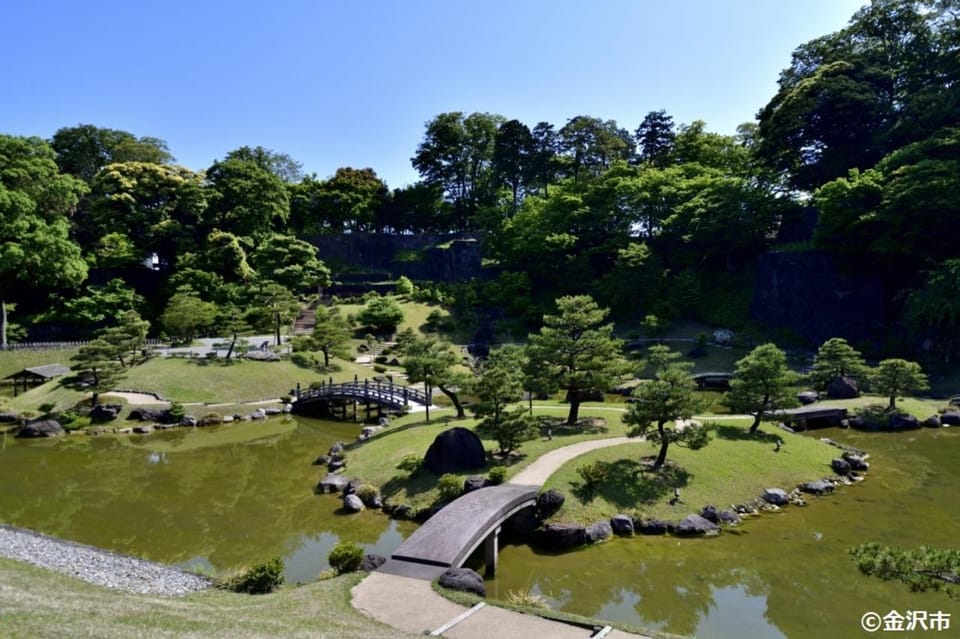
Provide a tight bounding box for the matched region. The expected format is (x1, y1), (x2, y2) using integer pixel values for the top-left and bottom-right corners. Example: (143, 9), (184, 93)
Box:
(1, 0), (957, 364)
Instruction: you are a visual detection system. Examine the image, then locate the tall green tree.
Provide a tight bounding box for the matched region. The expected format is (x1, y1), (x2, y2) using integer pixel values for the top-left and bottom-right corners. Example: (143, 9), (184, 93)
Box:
(224, 146), (303, 183)
(84, 162), (207, 266)
(402, 337), (468, 419)
(625, 346), (708, 469)
(252, 234), (330, 293)
(725, 344), (799, 433)
(356, 296), (404, 336)
(634, 109), (676, 166)
(471, 345), (537, 454)
(869, 359), (929, 410)
(492, 119), (534, 215)
(905, 259), (960, 363)
(100, 310), (150, 368)
(811, 337), (867, 389)
(525, 295), (627, 425)
(50, 124), (173, 183)
(558, 115), (634, 182)
(0, 135), (88, 347)
(71, 339), (124, 406)
(412, 111), (505, 231)
(205, 157), (290, 237)
(161, 287), (217, 343)
(302, 307), (352, 367)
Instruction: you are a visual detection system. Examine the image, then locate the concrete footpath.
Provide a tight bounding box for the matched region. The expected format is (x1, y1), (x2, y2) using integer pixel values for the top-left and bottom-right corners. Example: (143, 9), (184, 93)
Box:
(352, 571), (648, 639)
(351, 436), (652, 639)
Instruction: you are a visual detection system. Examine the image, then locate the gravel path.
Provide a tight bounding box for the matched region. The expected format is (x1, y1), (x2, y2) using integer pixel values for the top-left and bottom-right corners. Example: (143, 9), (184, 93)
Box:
(507, 436), (643, 486)
(0, 525), (212, 596)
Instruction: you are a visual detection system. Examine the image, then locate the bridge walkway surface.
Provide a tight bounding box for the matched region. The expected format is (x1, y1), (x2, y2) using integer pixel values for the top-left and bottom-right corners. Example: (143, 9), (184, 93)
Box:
(353, 437), (651, 638)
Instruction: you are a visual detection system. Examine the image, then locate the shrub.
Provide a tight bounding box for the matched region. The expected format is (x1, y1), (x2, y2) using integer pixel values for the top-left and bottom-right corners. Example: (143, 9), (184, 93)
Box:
(219, 557), (284, 594)
(328, 541), (364, 574)
(373, 364), (387, 373)
(577, 461), (610, 495)
(437, 473), (463, 502)
(356, 484), (379, 506)
(397, 454), (421, 473)
(168, 402), (186, 423)
(488, 466), (507, 485)
(395, 276), (415, 296)
(505, 587), (550, 609)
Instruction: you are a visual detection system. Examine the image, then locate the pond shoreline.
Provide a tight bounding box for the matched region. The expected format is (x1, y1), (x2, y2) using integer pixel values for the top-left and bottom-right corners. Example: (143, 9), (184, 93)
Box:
(0, 524), (213, 596)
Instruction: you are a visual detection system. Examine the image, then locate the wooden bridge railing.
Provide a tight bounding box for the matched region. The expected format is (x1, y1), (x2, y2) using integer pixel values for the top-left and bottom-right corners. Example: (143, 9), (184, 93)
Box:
(297, 379), (429, 407)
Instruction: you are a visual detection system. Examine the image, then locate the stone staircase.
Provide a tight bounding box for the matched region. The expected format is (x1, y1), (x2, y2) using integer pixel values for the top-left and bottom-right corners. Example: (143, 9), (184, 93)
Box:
(293, 307), (317, 336)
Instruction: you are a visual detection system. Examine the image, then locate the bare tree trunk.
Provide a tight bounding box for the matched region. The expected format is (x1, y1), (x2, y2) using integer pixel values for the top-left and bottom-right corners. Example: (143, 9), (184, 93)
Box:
(566, 394), (581, 425)
(438, 385), (465, 418)
(1, 296), (7, 349)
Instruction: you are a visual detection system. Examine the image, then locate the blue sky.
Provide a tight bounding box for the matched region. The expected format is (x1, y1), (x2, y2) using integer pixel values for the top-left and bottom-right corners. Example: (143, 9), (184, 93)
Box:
(3, 0), (865, 189)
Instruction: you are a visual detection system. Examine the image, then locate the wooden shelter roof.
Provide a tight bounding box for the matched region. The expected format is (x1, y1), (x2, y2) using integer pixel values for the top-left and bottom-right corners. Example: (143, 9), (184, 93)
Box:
(3, 364), (71, 381)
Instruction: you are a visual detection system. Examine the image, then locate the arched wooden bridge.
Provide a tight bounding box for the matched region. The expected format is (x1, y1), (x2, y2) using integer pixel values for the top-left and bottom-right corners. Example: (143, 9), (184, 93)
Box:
(378, 483), (539, 580)
(293, 379), (430, 419)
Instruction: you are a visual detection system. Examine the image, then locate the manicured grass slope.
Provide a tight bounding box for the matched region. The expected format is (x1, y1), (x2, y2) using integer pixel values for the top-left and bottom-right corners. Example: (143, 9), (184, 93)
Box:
(542, 420), (839, 523)
(0, 559), (415, 639)
(343, 404), (630, 509)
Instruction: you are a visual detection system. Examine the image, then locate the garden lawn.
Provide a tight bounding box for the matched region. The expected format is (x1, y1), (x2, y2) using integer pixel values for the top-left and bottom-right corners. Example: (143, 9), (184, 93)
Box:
(335, 295), (453, 339)
(541, 419), (838, 523)
(818, 395), (947, 419)
(0, 559), (415, 639)
(342, 403), (629, 510)
(0, 348), (81, 379)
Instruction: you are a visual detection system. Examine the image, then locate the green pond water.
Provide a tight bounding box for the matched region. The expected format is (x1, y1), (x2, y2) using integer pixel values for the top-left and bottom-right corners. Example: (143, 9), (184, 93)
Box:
(1, 419), (959, 639)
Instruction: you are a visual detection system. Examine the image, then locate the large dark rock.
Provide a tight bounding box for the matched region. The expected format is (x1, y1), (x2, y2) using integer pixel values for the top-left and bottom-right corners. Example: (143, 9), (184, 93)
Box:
(842, 452), (870, 471)
(796, 391), (819, 405)
(675, 514), (719, 536)
(16, 420), (65, 438)
(888, 413), (920, 431)
(800, 480), (835, 495)
(343, 494), (365, 512)
(610, 514), (634, 536)
(700, 505), (721, 524)
(761, 488), (790, 506)
(923, 414), (942, 428)
(128, 407), (170, 422)
(360, 554), (387, 572)
(438, 567), (485, 597)
(536, 489), (565, 520)
(939, 411), (960, 426)
(534, 523), (587, 551)
(505, 506), (538, 539)
(423, 427), (486, 475)
(585, 521), (613, 543)
(826, 376), (860, 399)
(0, 411), (19, 423)
(463, 476), (492, 494)
(90, 403), (122, 421)
(831, 458), (852, 475)
(718, 509), (742, 526)
(635, 518), (669, 535)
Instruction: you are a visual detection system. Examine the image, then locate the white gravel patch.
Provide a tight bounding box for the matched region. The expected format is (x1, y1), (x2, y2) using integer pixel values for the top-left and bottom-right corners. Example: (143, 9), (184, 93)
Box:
(0, 525), (212, 596)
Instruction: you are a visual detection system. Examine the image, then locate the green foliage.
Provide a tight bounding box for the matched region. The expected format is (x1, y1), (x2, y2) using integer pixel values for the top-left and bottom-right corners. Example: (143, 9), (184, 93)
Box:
(437, 473), (464, 502)
(626, 346), (708, 468)
(471, 345), (533, 453)
(252, 234), (331, 292)
(356, 296), (405, 334)
(162, 287), (217, 343)
(577, 460), (610, 495)
(402, 337), (467, 419)
(869, 359), (929, 410)
(168, 402), (185, 423)
(327, 541), (364, 575)
(725, 343), (798, 433)
(905, 259), (960, 364)
(487, 466), (507, 485)
(851, 542), (960, 596)
(394, 276), (415, 295)
(219, 557), (285, 594)
(356, 484), (379, 505)
(526, 295), (628, 425)
(811, 337), (867, 389)
(476, 409), (539, 456)
(396, 454), (422, 473)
